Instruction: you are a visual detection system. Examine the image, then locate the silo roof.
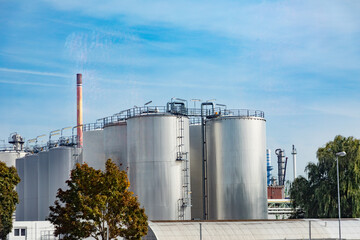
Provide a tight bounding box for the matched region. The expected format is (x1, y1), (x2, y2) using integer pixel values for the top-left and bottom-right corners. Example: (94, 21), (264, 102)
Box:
(144, 219), (360, 240)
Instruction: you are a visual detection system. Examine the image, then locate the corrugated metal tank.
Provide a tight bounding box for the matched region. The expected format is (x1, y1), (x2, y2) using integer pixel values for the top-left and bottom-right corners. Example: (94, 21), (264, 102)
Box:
(48, 147), (79, 208)
(24, 154), (39, 221)
(38, 151), (49, 220)
(189, 124), (203, 219)
(103, 122), (127, 171)
(83, 129), (105, 170)
(127, 114), (191, 220)
(15, 156), (25, 221)
(0, 151), (25, 167)
(206, 116), (267, 220)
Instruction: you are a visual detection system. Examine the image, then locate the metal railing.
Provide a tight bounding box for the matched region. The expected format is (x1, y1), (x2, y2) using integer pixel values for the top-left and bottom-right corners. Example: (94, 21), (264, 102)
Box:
(97, 106), (265, 127)
(21, 105), (265, 151)
(83, 122), (104, 131)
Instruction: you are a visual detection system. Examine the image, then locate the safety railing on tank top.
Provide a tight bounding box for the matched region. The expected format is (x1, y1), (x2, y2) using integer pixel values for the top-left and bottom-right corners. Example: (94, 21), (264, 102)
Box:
(217, 109), (265, 118)
(97, 106), (174, 127)
(83, 122), (104, 132)
(97, 106), (265, 127)
(20, 106), (265, 149)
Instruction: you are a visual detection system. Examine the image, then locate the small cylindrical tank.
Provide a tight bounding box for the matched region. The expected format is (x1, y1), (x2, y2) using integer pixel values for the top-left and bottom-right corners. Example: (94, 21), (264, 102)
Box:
(206, 115), (267, 220)
(189, 124), (203, 219)
(83, 129), (105, 170)
(38, 151), (49, 220)
(103, 122), (127, 171)
(15, 157), (25, 221)
(24, 154), (39, 221)
(127, 114), (191, 220)
(48, 147), (79, 208)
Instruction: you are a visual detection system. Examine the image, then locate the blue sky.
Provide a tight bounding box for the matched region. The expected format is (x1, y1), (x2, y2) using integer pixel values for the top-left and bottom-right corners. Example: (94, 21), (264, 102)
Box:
(1, 0), (360, 180)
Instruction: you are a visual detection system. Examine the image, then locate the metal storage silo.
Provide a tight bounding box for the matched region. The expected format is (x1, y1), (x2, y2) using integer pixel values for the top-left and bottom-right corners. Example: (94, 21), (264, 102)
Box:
(83, 129), (105, 170)
(206, 114), (267, 220)
(127, 114), (191, 220)
(24, 154), (39, 221)
(38, 151), (49, 220)
(103, 122), (127, 171)
(0, 151), (26, 167)
(189, 124), (203, 219)
(15, 156), (25, 221)
(48, 147), (80, 207)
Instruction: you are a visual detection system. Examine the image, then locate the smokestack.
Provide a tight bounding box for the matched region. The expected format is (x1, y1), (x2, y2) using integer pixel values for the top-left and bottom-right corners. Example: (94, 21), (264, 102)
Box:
(77, 73), (83, 147)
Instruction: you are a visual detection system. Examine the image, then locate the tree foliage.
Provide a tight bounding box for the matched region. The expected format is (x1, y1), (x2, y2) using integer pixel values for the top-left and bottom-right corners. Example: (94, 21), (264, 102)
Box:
(48, 159), (148, 240)
(290, 135), (360, 218)
(0, 161), (20, 240)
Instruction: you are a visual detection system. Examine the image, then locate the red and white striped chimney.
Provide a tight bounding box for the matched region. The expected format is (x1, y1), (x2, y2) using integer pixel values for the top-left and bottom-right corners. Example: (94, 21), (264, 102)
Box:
(76, 73), (83, 147)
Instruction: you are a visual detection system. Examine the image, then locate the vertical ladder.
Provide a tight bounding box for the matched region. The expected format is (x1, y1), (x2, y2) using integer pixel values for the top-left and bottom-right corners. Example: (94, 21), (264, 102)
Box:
(176, 116), (190, 220)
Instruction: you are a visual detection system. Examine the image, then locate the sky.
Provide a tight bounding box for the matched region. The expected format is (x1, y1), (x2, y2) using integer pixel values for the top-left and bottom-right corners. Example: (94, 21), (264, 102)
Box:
(1, 0), (360, 181)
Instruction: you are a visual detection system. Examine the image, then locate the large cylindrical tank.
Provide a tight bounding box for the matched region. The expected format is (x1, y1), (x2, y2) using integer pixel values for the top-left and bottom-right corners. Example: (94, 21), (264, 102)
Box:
(189, 124), (203, 219)
(103, 122), (127, 171)
(83, 129), (105, 170)
(206, 116), (267, 220)
(24, 154), (39, 221)
(0, 151), (25, 167)
(127, 114), (191, 220)
(15, 157), (25, 221)
(38, 151), (49, 220)
(48, 147), (79, 208)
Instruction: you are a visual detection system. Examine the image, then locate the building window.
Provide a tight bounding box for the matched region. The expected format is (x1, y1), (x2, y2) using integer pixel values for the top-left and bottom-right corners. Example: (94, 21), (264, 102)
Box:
(21, 229), (26, 236)
(14, 229), (19, 236)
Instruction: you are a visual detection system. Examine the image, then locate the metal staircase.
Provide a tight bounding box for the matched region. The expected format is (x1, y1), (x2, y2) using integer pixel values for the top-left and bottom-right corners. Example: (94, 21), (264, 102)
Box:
(176, 116), (190, 220)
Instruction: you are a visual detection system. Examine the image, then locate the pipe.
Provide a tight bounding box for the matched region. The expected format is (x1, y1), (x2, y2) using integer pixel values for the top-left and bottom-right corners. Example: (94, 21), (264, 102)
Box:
(292, 145), (297, 181)
(201, 102), (214, 220)
(275, 149), (285, 186)
(284, 157), (288, 185)
(266, 149), (273, 186)
(167, 101), (186, 115)
(77, 74), (83, 147)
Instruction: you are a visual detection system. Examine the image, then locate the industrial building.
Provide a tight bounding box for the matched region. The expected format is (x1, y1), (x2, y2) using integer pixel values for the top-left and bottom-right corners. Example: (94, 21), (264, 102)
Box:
(2, 102), (267, 222)
(2, 73), (356, 239)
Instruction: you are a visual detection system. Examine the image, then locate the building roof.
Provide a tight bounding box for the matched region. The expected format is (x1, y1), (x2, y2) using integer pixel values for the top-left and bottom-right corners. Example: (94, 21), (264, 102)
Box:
(144, 219), (360, 240)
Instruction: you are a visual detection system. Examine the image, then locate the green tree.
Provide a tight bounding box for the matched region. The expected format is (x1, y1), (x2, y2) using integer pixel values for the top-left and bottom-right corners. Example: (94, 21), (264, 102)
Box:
(290, 135), (360, 218)
(0, 161), (20, 240)
(48, 159), (148, 240)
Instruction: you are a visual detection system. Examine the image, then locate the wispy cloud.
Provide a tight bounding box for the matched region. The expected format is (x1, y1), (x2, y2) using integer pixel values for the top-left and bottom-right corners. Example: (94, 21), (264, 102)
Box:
(0, 67), (70, 78)
(42, 0), (360, 72)
(0, 79), (64, 87)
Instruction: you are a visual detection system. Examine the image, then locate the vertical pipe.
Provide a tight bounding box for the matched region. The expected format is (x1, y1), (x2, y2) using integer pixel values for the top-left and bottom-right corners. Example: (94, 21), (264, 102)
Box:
(201, 102), (213, 220)
(77, 74), (83, 147)
(292, 145), (297, 181)
(266, 149), (272, 186)
(275, 149), (285, 185)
